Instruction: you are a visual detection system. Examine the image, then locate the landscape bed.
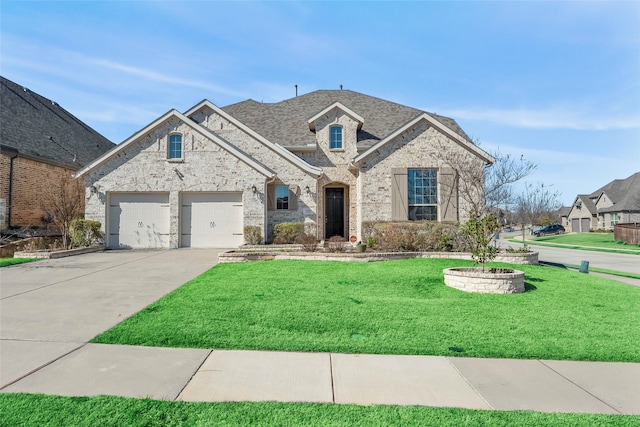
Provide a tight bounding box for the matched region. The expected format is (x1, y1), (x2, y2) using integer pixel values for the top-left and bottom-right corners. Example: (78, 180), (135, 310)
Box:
(0, 394), (637, 427)
(93, 258), (640, 363)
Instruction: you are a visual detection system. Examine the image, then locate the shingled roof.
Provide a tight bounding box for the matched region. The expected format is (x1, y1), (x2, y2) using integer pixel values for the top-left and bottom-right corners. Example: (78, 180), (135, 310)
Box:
(591, 172), (640, 213)
(221, 89), (472, 149)
(1, 76), (114, 170)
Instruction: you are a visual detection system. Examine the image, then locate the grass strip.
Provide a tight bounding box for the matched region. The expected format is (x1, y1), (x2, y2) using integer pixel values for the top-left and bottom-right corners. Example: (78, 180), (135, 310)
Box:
(93, 258), (640, 362)
(0, 257), (40, 268)
(1, 394), (637, 427)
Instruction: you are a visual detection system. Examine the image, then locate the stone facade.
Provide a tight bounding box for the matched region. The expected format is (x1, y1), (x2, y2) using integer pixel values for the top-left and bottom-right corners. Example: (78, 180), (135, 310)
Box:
(443, 267), (525, 294)
(77, 92), (493, 249)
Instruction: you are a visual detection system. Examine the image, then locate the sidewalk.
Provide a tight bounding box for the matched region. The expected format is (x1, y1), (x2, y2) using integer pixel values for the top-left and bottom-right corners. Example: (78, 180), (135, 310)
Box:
(2, 344), (639, 415)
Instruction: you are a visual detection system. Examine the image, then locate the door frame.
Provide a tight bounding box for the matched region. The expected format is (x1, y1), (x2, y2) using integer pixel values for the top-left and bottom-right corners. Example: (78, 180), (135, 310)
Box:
(323, 185), (348, 239)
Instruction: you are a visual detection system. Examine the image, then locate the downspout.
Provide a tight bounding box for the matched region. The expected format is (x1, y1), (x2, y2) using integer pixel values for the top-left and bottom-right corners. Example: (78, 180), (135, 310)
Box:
(7, 150), (19, 228)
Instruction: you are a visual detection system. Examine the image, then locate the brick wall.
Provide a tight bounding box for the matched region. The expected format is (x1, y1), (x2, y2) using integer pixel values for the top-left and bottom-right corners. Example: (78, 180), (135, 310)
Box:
(0, 153), (81, 229)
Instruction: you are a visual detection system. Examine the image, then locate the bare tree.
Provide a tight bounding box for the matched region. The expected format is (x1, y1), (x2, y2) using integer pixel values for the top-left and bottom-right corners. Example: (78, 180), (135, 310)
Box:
(40, 174), (84, 249)
(434, 140), (537, 218)
(515, 182), (562, 240)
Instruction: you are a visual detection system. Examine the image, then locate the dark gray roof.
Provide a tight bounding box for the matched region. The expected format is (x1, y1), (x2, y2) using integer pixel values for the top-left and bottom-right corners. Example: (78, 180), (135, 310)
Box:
(221, 89), (472, 149)
(575, 194), (598, 214)
(590, 172), (640, 213)
(1, 76), (114, 170)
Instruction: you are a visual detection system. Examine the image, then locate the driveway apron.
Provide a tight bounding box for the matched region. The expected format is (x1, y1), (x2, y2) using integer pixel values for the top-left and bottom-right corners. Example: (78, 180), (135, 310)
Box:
(0, 249), (221, 388)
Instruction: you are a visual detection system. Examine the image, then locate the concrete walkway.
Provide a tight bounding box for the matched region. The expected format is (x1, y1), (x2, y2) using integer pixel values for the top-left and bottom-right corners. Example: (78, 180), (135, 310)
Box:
(1, 249), (639, 415)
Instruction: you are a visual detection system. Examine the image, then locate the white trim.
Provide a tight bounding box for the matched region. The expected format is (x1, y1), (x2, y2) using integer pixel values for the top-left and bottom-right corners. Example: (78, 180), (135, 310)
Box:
(307, 102), (364, 131)
(75, 109), (276, 179)
(185, 100), (323, 177)
(352, 113), (495, 166)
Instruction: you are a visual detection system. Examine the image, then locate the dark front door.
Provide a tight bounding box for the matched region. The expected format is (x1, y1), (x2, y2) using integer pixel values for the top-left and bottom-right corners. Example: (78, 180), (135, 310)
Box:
(325, 188), (344, 239)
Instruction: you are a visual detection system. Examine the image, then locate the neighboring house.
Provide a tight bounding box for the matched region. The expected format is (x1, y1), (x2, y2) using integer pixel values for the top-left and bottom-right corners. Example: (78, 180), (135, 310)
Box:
(0, 76), (114, 230)
(567, 172), (640, 232)
(75, 90), (494, 249)
(557, 206), (571, 228)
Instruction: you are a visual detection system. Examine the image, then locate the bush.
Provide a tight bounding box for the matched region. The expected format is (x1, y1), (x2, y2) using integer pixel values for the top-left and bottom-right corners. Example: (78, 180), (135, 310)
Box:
(69, 218), (102, 248)
(273, 222), (304, 244)
(244, 226), (262, 245)
(294, 233), (318, 252)
(362, 221), (465, 252)
(326, 235), (347, 252)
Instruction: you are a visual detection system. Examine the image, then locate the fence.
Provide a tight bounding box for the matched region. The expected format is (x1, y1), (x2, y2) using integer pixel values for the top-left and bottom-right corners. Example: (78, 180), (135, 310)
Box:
(614, 223), (640, 245)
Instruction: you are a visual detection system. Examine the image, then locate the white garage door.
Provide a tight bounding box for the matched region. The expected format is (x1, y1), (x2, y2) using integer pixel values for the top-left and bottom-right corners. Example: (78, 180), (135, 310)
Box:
(108, 193), (170, 249)
(181, 193), (243, 248)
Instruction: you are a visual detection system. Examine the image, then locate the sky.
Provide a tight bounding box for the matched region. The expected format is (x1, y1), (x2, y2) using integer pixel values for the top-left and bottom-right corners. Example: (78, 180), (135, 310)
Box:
(1, 0), (639, 206)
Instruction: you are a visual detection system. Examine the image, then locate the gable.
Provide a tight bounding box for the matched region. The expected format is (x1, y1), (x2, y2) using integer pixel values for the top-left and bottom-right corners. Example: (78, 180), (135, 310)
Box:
(353, 113), (494, 166)
(75, 109), (275, 179)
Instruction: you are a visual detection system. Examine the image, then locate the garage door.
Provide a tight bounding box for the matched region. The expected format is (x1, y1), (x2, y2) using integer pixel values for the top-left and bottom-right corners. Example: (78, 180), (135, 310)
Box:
(108, 193), (170, 249)
(581, 218), (591, 233)
(181, 193), (243, 248)
(571, 218), (580, 233)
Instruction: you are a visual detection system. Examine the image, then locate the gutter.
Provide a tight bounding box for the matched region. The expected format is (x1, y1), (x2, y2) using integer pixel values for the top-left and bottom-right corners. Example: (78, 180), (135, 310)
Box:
(4, 146), (19, 228)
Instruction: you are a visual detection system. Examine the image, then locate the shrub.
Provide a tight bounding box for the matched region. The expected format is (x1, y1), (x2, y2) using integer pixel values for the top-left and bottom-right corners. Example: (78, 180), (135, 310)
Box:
(362, 221), (465, 252)
(294, 233), (318, 252)
(69, 218), (102, 248)
(461, 213), (499, 272)
(326, 235), (346, 252)
(244, 226), (262, 245)
(273, 222), (304, 244)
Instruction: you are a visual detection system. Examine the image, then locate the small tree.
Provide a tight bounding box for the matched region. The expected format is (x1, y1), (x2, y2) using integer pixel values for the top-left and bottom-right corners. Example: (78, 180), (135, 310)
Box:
(40, 174), (84, 249)
(515, 182), (562, 241)
(461, 212), (499, 272)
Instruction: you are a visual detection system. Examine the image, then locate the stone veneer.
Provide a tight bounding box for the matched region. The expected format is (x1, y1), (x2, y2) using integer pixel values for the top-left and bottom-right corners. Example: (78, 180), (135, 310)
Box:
(443, 267), (525, 294)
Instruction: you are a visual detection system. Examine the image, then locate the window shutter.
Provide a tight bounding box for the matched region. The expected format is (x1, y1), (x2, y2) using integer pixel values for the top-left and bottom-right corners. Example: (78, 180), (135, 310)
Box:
(391, 168), (408, 221)
(267, 184), (276, 211)
(288, 185), (298, 211)
(439, 167), (458, 222)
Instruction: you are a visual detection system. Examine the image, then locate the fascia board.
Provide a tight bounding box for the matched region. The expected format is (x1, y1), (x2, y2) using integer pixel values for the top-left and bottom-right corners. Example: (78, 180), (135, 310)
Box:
(75, 109), (275, 179)
(353, 113), (495, 166)
(307, 102), (364, 131)
(186, 100), (323, 177)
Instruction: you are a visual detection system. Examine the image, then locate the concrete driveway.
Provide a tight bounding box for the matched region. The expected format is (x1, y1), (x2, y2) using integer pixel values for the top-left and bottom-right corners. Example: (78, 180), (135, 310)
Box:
(0, 249), (221, 388)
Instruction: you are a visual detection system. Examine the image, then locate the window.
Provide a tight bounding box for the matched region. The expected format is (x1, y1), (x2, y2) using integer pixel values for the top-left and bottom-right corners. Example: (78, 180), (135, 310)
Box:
(276, 185), (289, 210)
(408, 169), (437, 220)
(168, 134), (183, 159)
(329, 126), (342, 150)
(610, 213), (619, 227)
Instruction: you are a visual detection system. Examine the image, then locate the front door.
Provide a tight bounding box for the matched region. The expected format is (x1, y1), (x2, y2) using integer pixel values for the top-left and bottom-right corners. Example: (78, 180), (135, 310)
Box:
(325, 188), (344, 239)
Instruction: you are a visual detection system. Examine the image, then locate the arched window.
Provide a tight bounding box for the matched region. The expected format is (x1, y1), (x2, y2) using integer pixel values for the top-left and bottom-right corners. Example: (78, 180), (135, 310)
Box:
(329, 126), (342, 150)
(168, 134), (183, 159)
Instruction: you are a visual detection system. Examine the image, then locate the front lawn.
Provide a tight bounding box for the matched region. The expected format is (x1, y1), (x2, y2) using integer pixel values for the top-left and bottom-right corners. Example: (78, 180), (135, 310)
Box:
(93, 259), (640, 362)
(527, 233), (640, 254)
(0, 257), (40, 268)
(1, 394), (636, 427)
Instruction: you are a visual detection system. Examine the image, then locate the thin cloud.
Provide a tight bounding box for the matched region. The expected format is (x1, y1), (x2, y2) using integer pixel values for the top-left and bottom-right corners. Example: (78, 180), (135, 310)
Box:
(440, 106), (640, 131)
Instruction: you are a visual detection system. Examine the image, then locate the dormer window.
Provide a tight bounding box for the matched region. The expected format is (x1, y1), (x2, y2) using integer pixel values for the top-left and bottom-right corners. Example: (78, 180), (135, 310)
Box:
(168, 134), (183, 160)
(330, 126), (343, 150)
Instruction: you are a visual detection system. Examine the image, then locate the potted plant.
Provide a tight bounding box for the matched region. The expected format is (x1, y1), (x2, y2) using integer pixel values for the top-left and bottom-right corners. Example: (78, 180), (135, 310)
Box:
(443, 212), (525, 294)
(356, 241), (367, 253)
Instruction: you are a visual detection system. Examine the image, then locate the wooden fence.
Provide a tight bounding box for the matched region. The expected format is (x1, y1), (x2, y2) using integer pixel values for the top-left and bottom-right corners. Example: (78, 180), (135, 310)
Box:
(614, 223), (640, 245)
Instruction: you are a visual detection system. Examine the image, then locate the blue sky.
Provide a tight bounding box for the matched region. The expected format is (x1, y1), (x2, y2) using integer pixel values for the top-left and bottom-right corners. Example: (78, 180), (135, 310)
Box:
(2, 1), (639, 205)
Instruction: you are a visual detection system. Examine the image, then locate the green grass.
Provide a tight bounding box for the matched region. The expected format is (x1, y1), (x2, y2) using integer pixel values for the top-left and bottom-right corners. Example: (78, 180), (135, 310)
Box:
(1, 394), (637, 427)
(93, 259), (640, 362)
(518, 233), (640, 255)
(0, 257), (40, 268)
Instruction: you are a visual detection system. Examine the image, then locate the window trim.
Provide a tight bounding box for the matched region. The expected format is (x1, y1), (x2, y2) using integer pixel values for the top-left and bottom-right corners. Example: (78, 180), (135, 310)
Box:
(168, 133), (183, 161)
(407, 168), (438, 221)
(329, 125), (343, 150)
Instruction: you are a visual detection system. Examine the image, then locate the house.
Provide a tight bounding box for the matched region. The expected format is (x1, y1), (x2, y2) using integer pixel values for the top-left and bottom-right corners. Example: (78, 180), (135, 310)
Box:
(75, 89), (494, 249)
(0, 76), (114, 230)
(567, 172), (640, 232)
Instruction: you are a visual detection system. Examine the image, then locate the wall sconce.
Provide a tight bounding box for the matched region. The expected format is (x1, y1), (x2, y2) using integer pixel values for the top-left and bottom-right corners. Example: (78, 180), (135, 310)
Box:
(90, 185), (98, 194)
(305, 185), (311, 194)
(252, 185), (258, 194)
